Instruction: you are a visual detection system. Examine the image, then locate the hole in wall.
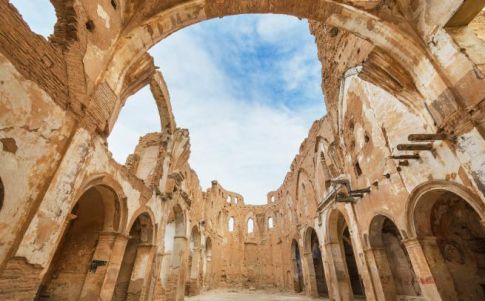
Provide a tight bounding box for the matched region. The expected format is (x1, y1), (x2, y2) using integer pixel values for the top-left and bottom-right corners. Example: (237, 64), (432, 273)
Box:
(10, 0), (56, 38)
(85, 20), (95, 32)
(111, 0), (117, 10)
(247, 218), (254, 234)
(108, 87), (161, 164)
(355, 161), (362, 177)
(228, 217), (235, 232)
(0, 177), (4, 211)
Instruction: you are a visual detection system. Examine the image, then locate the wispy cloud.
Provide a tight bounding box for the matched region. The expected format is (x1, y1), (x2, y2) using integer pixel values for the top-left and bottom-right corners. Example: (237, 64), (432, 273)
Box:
(8, 1), (326, 204)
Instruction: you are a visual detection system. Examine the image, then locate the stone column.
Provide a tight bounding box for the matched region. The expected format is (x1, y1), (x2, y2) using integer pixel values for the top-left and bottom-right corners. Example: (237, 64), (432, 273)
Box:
(346, 204), (378, 301)
(188, 247), (201, 295)
(98, 233), (130, 301)
(303, 251), (318, 297)
(205, 255), (212, 290)
(325, 242), (353, 301)
(165, 235), (187, 301)
(319, 242), (335, 299)
(79, 231), (119, 301)
(363, 247), (395, 301)
(127, 244), (156, 301)
(403, 237), (458, 301)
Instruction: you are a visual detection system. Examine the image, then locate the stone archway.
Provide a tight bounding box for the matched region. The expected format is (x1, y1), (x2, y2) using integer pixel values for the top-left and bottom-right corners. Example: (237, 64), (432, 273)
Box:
(327, 209), (364, 300)
(369, 215), (421, 300)
(203, 237), (212, 289)
(291, 239), (305, 293)
(112, 212), (155, 301)
(304, 227), (328, 298)
(411, 187), (485, 301)
(186, 225), (202, 296)
(97, 0), (453, 139)
(38, 185), (122, 301)
(160, 204), (187, 301)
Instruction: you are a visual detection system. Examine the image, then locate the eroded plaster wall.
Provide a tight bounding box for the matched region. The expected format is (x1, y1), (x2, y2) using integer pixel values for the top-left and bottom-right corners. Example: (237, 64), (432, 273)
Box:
(0, 1), (484, 301)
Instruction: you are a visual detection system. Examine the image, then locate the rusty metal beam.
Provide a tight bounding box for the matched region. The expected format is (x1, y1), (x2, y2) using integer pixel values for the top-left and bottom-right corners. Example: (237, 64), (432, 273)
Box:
(336, 196), (356, 203)
(350, 187), (371, 194)
(390, 154), (420, 160)
(397, 143), (433, 151)
(408, 134), (447, 142)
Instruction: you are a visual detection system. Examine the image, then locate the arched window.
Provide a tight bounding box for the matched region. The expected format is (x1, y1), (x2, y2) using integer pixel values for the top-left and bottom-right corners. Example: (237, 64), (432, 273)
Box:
(226, 196), (231, 203)
(228, 217), (235, 232)
(268, 217), (274, 229)
(247, 218), (254, 234)
(0, 177), (4, 210)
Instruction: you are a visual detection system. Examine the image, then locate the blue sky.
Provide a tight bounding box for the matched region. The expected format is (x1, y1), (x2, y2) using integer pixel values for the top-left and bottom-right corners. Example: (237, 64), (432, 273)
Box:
(11, 1), (326, 204)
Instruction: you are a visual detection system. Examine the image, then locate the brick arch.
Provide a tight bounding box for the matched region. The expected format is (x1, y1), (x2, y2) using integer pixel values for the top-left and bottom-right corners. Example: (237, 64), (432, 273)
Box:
(96, 0), (454, 134)
(405, 180), (485, 238)
(126, 207), (157, 243)
(73, 173), (129, 233)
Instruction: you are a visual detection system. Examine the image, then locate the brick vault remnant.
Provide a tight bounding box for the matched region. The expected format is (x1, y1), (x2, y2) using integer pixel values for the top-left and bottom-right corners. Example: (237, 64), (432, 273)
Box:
(1, 1), (485, 301)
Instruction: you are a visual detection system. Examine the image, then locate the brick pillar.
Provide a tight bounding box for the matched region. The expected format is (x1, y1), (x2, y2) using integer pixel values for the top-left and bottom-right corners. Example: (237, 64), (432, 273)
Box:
(98, 233), (129, 301)
(363, 247), (396, 301)
(303, 250), (318, 297)
(403, 237), (458, 301)
(187, 247), (201, 296)
(79, 231), (118, 301)
(325, 242), (353, 301)
(127, 244), (156, 301)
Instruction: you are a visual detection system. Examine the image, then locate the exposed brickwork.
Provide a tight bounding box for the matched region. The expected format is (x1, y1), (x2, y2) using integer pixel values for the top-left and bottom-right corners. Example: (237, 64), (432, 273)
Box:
(0, 1), (484, 301)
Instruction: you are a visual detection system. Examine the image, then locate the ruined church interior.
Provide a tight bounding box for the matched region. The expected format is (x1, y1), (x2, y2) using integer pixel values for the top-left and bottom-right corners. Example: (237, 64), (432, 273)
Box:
(1, 0), (485, 300)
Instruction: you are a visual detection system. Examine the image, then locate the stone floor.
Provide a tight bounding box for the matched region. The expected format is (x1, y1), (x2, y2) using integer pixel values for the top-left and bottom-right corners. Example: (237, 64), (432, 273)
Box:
(186, 289), (323, 301)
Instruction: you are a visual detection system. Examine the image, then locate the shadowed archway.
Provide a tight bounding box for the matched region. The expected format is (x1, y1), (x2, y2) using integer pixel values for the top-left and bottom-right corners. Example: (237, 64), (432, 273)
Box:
(304, 227), (328, 298)
(291, 239), (305, 293)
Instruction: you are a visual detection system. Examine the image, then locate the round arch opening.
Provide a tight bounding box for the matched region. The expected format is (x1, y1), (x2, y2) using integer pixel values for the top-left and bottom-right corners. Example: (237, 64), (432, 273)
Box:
(113, 212), (155, 301)
(39, 185), (122, 300)
(304, 227), (328, 298)
(369, 215), (421, 299)
(291, 239), (305, 293)
(412, 189), (485, 301)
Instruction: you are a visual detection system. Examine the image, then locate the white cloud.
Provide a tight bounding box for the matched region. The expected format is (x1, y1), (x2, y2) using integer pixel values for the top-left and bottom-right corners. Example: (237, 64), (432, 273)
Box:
(256, 14), (303, 43)
(8, 3), (326, 204)
(113, 15), (325, 204)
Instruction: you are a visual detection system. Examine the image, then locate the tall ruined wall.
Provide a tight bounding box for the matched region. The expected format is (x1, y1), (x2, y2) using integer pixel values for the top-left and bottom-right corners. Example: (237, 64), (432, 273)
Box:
(0, 1), (485, 301)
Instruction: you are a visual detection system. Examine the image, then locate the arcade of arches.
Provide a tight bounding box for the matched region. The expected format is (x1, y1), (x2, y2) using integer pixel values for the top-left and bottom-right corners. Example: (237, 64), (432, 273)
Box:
(1, 1), (485, 301)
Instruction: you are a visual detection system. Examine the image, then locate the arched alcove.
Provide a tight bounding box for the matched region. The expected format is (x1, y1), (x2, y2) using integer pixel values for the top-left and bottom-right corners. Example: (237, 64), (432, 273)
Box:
(412, 189), (485, 301)
(186, 226), (202, 296)
(39, 185), (122, 300)
(247, 218), (254, 234)
(369, 215), (421, 300)
(0, 177), (4, 211)
(228, 217), (235, 233)
(304, 227), (328, 298)
(291, 239), (305, 293)
(113, 213), (154, 301)
(204, 237), (213, 289)
(327, 209), (364, 299)
(267, 216), (274, 230)
(161, 205), (186, 288)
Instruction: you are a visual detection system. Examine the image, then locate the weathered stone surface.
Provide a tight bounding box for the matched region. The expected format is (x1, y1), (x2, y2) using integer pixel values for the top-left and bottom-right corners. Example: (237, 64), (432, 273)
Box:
(0, 1), (484, 301)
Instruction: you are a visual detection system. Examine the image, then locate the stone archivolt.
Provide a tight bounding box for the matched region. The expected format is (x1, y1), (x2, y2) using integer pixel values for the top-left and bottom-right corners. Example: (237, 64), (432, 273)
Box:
(0, 1), (485, 301)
